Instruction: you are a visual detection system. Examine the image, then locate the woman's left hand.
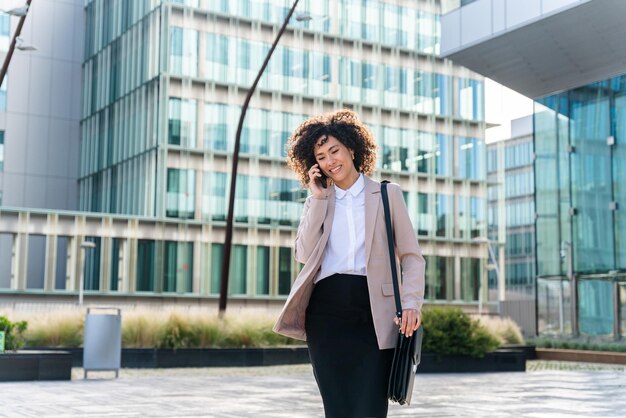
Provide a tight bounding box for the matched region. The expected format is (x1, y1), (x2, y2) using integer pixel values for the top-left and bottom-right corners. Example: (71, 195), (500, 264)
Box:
(393, 309), (421, 337)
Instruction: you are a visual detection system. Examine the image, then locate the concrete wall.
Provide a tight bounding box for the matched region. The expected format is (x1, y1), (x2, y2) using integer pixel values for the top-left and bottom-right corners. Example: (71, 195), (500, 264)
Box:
(0, 0), (84, 210)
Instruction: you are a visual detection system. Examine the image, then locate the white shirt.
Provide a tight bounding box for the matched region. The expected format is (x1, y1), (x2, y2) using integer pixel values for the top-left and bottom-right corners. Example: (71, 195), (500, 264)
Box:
(317, 174), (367, 282)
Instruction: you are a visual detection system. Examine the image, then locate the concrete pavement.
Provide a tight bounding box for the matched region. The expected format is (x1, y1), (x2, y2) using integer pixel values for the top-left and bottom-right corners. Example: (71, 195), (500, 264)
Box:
(1, 361), (625, 417)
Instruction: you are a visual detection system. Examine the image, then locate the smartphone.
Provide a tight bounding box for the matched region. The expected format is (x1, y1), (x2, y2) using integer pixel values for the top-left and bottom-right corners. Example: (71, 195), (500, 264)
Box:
(318, 173), (328, 189)
(311, 164), (328, 189)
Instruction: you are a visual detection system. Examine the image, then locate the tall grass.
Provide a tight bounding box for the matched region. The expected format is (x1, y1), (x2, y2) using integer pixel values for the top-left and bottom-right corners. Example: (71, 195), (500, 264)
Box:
(22, 310), (84, 348)
(474, 315), (525, 346)
(15, 308), (299, 349)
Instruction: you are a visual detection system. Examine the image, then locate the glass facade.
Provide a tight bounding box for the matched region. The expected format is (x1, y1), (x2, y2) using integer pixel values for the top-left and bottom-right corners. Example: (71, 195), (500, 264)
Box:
(0, 14), (8, 52)
(74, 0), (487, 303)
(0, 77), (6, 113)
(535, 74), (626, 337)
(487, 121), (535, 303)
(0, 131), (4, 172)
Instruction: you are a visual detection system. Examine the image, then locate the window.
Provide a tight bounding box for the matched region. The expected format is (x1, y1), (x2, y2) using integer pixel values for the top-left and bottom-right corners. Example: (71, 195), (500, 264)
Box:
(579, 280), (614, 336)
(210, 243), (223, 294)
(0, 15), (9, 51)
(171, 0), (199, 7)
(256, 246), (270, 295)
(460, 258), (481, 302)
(0, 131), (4, 171)
(417, 192), (432, 236)
(137, 240), (156, 291)
(204, 103), (230, 151)
(210, 243), (247, 295)
(278, 247), (292, 295)
(230, 244), (247, 295)
(457, 136), (485, 180)
(206, 33), (229, 82)
(170, 27), (198, 77)
(458, 78), (484, 121)
(425, 256), (454, 301)
(0, 77), (6, 112)
(168, 98), (196, 147)
(166, 169), (195, 219)
(436, 194), (452, 237)
(84, 237), (102, 290)
(110, 238), (120, 291)
(163, 241), (193, 293)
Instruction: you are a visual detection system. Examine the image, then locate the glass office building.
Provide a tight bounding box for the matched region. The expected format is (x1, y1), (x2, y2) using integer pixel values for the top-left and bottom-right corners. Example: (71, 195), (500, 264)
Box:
(79, 0), (488, 307)
(535, 74), (626, 339)
(487, 117), (535, 300)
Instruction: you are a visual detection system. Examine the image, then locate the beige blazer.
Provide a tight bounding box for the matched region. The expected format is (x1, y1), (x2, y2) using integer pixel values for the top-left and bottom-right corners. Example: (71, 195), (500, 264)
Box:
(273, 176), (425, 350)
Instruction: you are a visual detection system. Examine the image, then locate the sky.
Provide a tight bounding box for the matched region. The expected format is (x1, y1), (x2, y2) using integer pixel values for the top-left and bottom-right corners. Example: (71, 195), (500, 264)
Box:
(484, 78), (534, 144)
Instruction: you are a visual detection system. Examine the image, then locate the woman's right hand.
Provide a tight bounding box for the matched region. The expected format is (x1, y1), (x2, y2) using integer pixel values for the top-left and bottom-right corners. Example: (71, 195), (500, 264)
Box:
(308, 164), (325, 199)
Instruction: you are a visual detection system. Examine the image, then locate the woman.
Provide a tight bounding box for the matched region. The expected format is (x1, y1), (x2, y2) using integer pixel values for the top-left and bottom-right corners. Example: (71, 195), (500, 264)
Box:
(273, 110), (425, 418)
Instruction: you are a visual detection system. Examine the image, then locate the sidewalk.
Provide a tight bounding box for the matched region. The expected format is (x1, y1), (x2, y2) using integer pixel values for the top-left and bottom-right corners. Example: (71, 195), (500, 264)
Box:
(1, 362), (625, 417)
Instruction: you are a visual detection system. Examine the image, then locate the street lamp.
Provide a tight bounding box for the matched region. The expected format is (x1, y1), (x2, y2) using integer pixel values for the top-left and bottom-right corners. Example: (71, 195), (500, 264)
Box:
(0, 1), (34, 87)
(15, 37), (36, 51)
(79, 241), (96, 306)
(218, 0), (305, 316)
(473, 236), (502, 315)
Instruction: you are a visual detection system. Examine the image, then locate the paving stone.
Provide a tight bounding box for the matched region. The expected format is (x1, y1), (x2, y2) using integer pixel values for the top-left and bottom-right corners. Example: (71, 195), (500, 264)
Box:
(0, 362), (625, 417)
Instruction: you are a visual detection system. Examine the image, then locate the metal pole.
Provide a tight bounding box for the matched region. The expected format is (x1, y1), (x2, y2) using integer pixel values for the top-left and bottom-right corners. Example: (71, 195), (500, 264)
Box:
(0, 0), (33, 88)
(486, 241), (502, 315)
(613, 281), (620, 341)
(567, 241), (578, 337)
(79, 248), (85, 306)
(79, 241), (96, 306)
(558, 280), (564, 334)
(218, 0), (302, 316)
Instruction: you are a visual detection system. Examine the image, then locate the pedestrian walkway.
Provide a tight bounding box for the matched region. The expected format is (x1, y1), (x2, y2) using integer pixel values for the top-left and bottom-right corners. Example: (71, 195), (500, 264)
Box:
(1, 362), (625, 417)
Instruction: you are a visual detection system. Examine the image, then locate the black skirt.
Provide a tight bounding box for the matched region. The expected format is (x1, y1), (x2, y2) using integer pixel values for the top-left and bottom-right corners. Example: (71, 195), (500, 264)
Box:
(305, 273), (394, 418)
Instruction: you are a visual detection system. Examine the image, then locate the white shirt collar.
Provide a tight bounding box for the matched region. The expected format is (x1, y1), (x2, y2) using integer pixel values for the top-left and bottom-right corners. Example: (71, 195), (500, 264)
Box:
(335, 173), (364, 199)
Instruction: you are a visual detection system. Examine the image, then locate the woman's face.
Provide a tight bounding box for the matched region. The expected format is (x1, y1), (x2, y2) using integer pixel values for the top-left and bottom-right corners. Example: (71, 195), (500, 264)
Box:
(313, 135), (359, 189)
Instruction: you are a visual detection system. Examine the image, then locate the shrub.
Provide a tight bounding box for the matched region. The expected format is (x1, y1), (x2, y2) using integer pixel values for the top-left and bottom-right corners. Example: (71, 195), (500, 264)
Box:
(474, 315), (525, 346)
(422, 307), (500, 358)
(0, 315), (28, 351)
(158, 313), (201, 349)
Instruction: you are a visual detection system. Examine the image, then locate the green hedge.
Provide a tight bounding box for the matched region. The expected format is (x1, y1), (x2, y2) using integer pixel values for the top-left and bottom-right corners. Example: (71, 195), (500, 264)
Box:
(532, 338), (626, 353)
(421, 307), (500, 358)
(0, 316), (28, 351)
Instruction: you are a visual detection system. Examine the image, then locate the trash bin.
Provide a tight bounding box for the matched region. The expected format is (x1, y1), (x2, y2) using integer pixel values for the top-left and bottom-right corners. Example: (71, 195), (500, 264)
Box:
(83, 307), (121, 379)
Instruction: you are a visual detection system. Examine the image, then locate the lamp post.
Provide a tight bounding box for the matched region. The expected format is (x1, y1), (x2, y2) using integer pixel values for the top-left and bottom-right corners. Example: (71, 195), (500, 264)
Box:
(0, 1), (34, 88)
(473, 236), (502, 315)
(218, 0), (308, 316)
(560, 240), (577, 336)
(79, 241), (96, 306)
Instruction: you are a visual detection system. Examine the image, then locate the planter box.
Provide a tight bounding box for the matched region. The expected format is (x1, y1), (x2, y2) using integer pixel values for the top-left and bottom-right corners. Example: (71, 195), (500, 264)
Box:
(124, 347), (312, 368)
(418, 349), (527, 373)
(536, 348), (626, 365)
(25, 346), (311, 369)
(0, 350), (72, 381)
(25, 347), (528, 373)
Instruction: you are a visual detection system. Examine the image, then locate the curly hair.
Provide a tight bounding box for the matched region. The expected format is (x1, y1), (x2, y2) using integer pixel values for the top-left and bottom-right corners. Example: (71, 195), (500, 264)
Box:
(287, 109), (378, 187)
